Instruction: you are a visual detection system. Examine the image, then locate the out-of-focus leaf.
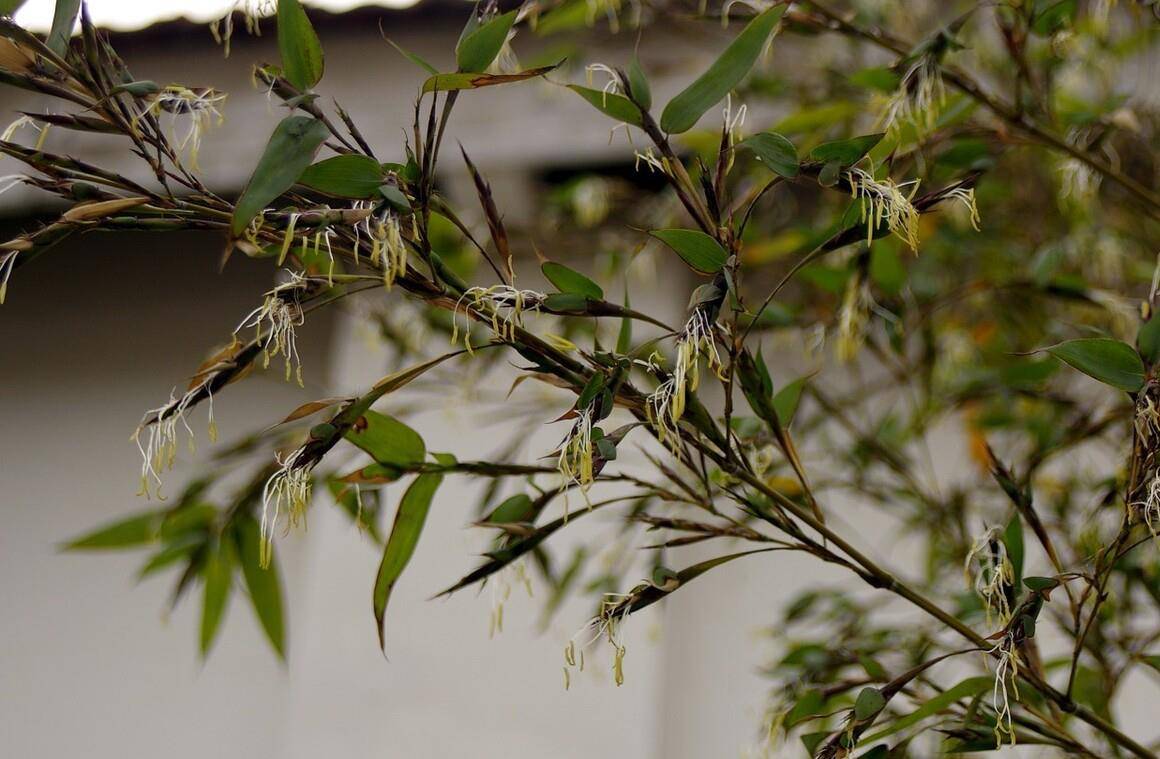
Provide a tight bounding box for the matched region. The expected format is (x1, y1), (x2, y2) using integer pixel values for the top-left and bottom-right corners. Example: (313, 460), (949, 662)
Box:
(861, 677), (990, 743)
(616, 286), (632, 355)
(1137, 315), (1160, 365)
(235, 516), (286, 659)
(809, 133), (884, 166)
(1141, 655), (1160, 674)
(854, 687), (886, 720)
(277, 0), (324, 90)
(0, 1), (29, 17)
(659, 7), (785, 133)
(1043, 338), (1145, 392)
(566, 85), (644, 127)
(47, 0), (79, 56)
(231, 115), (329, 236)
(345, 410), (426, 467)
(740, 132), (798, 177)
(870, 243), (906, 295)
(199, 541), (233, 657)
(62, 510), (158, 550)
(542, 261), (603, 299)
(373, 471), (444, 650)
(1024, 576), (1060, 592)
(297, 155), (385, 199)
(485, 493), (534, 523)
(456, 9), (517, 72)
(650, 229), (728, 273)
(422, 63), (560, 93)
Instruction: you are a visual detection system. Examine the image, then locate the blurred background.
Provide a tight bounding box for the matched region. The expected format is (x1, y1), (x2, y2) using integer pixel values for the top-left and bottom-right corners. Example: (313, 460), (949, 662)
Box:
(2, 1), (1158, 758)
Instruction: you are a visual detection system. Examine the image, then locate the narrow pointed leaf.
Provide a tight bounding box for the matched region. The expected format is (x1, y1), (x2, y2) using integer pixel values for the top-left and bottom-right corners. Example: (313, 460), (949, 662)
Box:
(809, 133), (884, 166)
(456, 9), (517, 73)
(772, 375), (810, 427)
(277, 0), (324, 91)
(1043, 337), (1145, 392)
(627, 55), (651, 111)
(650, 229), (728, 273)
(199, 541), (233, 657)
(861, 677), (991, 743)
(62, 510), (159, 550)
(373, 472), (444, 650)
(422, 63), (559, 93)
(567, 85), (644, 127)
(659, 7), (784, 133)
(235, 516), (286, 659)
(542, 261), (603, 299)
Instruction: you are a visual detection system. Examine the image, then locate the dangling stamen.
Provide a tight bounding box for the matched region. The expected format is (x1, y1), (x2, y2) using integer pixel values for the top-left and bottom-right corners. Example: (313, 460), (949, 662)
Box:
(235, 272), (308, 386)
(988, 634), (1021, 747)
(136, 86), (227, 169)
(646, 308), (723, 449)
(964, 526), (1015, 628)
(880, 53), (946, 136)
(259, 445), (314, 567)
(846, 167), (921, 252)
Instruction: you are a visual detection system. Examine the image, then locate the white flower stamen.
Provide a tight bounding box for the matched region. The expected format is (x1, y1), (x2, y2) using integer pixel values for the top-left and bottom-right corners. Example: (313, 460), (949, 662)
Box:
(235, 272), (308, 386)
(846, 167), (921, 252)
(259, 446), (313, 567)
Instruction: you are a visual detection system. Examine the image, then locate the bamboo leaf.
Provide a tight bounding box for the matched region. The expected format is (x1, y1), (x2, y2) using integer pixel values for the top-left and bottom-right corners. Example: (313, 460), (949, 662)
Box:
(199, 541), (233, 658)
(277, 0), (324, 91)
(1004, 513), (1024, 591)
(344, 410), (426, 467)
(861, 677), (991, 743)
(456, 9), (517, 73)
(230, 115), (329, 236)
(740, 131), (799, 177)
(659, 7), (785, 134)
(0, 1), (28, 16)
(808, 133), (885, 166)
(422, 63), (560, 93)
(62, 510), (159, 550)
(854, 687), (886, 720)
(542, 261), (604, 300)
(297, 155), (385, 199)
(627, 55), (651, 111)
(772, 374), (810, 427)
(566, 84), (644, 127)
(1137, 314), (1160, 365)
(385, 37), (439, 75)
(234, 516), (285, 659)
(373, 472), (444, 651)
(47, 0), (79, 56)
(650, 229), (728, 273)
(1043, 337), (1145, 393)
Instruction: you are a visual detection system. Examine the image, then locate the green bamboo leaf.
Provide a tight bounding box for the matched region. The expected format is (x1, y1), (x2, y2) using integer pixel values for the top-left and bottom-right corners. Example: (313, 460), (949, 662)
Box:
(740, 132), (798, 177)
(456, 9), (517, 73)
(345, 410), (426, 467)
(373, 471), (444, 651)
(772, 374), (810, 428)
(47, 0), (79, 56)
(616, 285), (633, 354)
(385, 37), (439, 75)
(231, 115), (329, 236)
(650, 229), (728, 273)
(297, 155), (386, 199)
(1043, 337), (1145, 392)
(1004, 513), (1024, 591)
(1137, 315), (1160, 365)
(854, 687), (886, 720)
(566, 85), (644, 127)
(1, 1), (28, 17)
(627, 55), (651, 111)
(659, 7), (785, 133)
(62, 510), (159, 550)
(1023, 576), (1060, 591)
(485, 493), (535, 523)
(542, 261), (604, 300)
(1141, 655), (1160, 674)
(809, 133), (885, 166)
(235, 516), (286, 660)
(422, 63), (559, 93)
(277, 0), (324, 91)
(199, 541), (233, 658)
(861, 677), (991, 743)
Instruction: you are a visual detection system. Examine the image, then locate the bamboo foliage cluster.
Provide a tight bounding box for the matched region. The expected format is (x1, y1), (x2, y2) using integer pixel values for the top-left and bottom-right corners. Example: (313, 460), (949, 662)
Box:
(2, 0), (1160, 755)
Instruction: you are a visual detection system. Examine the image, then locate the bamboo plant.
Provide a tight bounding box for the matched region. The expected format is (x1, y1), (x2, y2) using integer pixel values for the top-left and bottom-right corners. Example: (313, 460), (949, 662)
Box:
(2, 0), (1159, 756)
